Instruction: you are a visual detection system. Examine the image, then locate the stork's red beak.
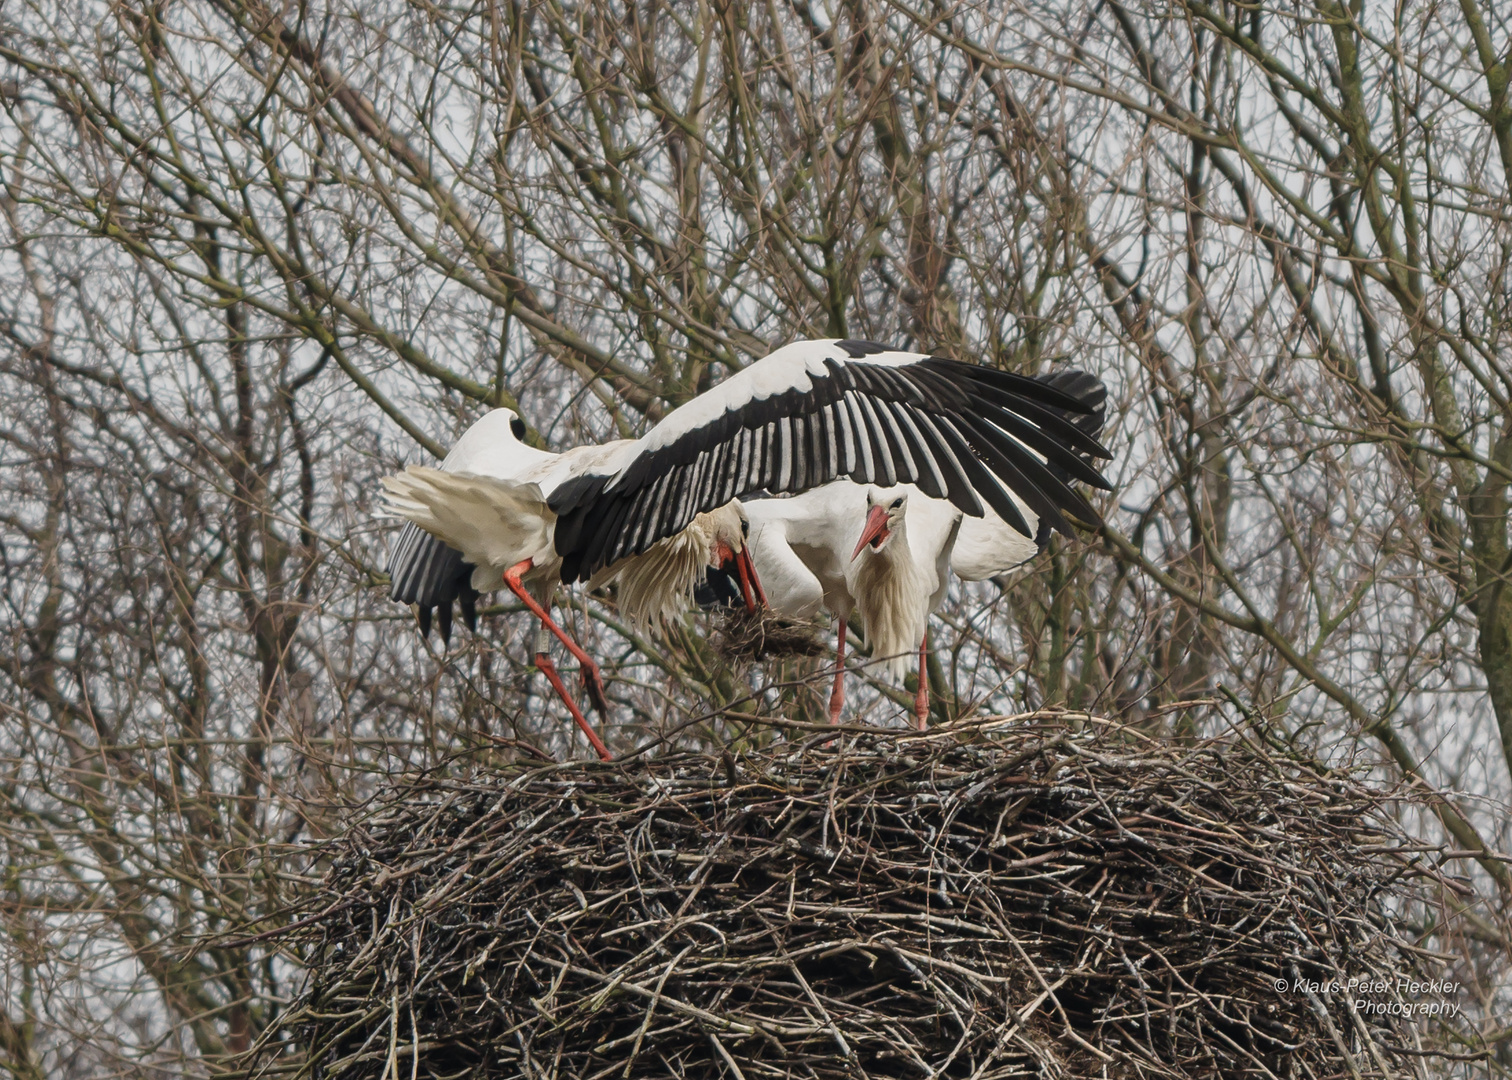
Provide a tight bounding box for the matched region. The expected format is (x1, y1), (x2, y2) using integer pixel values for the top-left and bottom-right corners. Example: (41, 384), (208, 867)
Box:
(734, 546), (766, 612)
(852, 505), (891, 560)
(714, 542), (768, 612)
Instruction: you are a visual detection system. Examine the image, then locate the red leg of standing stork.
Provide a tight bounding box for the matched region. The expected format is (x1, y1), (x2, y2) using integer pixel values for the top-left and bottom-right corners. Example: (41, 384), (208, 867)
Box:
(534, 653), (611, 761)
(828, 619), (848, 725)
(502, 558), (612, 735)
(915, 632), (930, 730)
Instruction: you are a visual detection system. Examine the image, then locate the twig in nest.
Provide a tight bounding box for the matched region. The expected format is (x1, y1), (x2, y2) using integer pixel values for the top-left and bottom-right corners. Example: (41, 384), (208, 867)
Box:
(710, 606), (824, 660)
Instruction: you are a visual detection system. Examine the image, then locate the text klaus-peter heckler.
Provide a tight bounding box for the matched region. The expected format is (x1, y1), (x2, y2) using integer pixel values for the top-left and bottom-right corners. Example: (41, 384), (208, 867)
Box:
(1276, 977), (1462, 1019)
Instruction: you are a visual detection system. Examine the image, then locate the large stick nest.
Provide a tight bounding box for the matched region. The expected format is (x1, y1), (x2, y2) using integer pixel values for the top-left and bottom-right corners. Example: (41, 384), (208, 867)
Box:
(252, 719), (1463, 1079)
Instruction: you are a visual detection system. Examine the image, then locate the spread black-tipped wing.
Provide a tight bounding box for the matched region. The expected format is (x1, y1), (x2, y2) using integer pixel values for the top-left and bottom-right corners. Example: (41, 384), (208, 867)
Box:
(1037, 369), (1107, 467)
(387, 521), (478, 643)
(551, 339), (1113, 583)
(1023, 368), (1108, 549)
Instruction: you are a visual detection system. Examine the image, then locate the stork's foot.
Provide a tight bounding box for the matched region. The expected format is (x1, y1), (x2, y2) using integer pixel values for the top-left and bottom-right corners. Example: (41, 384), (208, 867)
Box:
(580, 661), (611, 720)
(534, 653), (611, 761)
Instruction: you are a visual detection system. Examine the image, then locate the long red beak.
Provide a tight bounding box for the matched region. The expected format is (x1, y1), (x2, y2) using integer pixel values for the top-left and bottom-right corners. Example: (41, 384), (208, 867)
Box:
(733, 546), (767, 612)
(715, 542), (768, 612)
(852, 505), (891, 561)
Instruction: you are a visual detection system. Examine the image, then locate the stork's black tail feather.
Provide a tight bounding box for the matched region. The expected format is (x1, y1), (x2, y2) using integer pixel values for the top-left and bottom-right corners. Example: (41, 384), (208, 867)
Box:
(388, 521), (479, 645)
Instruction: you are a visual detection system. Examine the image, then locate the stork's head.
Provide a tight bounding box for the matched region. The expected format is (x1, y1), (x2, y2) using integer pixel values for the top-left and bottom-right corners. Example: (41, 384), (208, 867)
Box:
(707, 502), (768, 612)
(852, 487), (908, 560)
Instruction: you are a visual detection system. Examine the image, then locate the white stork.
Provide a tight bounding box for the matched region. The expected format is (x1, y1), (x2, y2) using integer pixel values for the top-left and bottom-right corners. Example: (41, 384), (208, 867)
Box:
(733, 369), (1109, 728)
(384, 339), (1110, 754)
(381, 410), (763, 761)
(741, 483), (956, 727)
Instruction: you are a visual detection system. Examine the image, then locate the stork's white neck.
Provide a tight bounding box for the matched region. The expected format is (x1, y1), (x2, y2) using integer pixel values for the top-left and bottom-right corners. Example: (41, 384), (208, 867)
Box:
(849, 521), (932, 679)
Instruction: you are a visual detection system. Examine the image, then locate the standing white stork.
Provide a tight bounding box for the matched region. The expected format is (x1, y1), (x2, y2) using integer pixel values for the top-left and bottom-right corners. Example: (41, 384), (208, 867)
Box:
(740, 483), (957, 727)
(848, 485), (960, 727)
(384, 339), (1110, 755)
(731, 369), (1109, 728)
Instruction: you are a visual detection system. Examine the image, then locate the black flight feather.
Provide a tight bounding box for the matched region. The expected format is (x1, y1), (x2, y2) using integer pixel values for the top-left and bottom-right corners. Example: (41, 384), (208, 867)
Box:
(930, 417), (1034, 535)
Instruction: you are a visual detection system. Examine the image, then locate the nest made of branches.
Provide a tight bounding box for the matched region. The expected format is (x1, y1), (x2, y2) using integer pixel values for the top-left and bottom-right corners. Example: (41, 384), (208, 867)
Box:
(710, 606), (825, 660)
(249, 718), (1464, 1080)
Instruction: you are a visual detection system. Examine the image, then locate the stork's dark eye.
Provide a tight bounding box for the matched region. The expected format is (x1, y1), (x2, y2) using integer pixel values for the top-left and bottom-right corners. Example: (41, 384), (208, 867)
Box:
(890, 497), (904, 509)
(510, 415), (527, 440)
(741, 518), (750, 537)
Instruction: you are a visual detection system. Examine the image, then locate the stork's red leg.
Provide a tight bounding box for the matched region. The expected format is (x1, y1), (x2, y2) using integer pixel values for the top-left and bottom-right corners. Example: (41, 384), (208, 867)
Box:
(534, 652), (611, 761)
(914, 631), (930, 731)
(828, 619), (848, 725)
(502, 558), (610, 721)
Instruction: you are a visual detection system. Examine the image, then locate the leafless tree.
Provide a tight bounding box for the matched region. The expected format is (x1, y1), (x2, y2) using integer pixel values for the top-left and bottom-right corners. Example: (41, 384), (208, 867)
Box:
(0, 0), (1507, 1072)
